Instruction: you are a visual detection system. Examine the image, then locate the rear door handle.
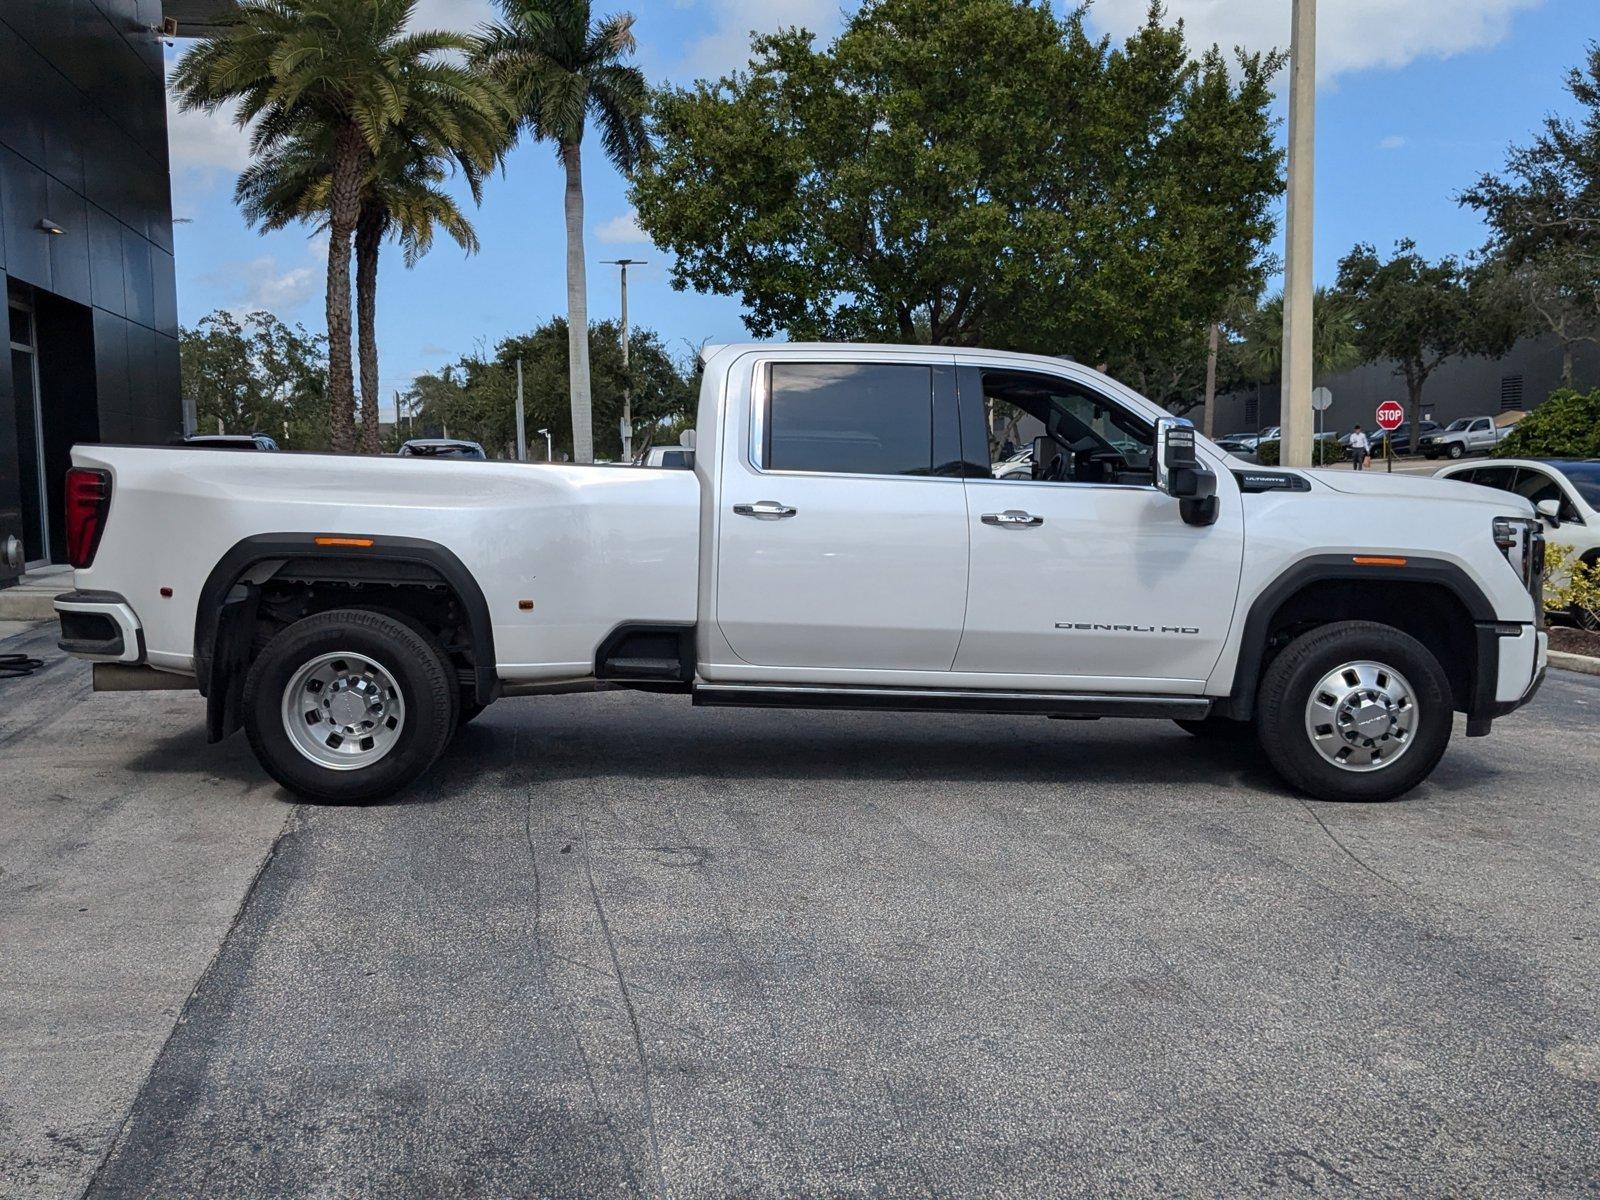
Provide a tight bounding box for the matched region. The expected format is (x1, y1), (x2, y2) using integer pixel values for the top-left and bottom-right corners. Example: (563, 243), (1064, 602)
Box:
(733, 500), (797, 520)
(981, 509), (1044, 528)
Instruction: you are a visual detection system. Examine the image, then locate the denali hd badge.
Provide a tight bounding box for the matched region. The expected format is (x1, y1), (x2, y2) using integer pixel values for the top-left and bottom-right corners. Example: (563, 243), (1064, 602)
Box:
(1054, 622), (1201, 635)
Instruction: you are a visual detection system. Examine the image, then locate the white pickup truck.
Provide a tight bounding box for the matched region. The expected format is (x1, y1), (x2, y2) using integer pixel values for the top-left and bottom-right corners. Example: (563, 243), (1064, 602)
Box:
(54, 344), (1547, 804)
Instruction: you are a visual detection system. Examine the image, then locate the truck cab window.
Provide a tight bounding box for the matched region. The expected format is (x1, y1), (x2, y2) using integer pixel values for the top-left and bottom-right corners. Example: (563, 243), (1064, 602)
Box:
(979, 370), (1154, 485)
(764, 362), (933, 476)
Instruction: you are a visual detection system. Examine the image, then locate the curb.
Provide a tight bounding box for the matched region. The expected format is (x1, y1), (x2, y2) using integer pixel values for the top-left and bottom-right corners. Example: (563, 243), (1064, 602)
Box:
(1549, 649), (1600, 677)
(0, 591), (57, 621)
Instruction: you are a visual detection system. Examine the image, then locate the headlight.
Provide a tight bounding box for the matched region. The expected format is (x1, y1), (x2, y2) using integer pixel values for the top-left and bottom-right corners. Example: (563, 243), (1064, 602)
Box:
(1493, 516), (1546, 613)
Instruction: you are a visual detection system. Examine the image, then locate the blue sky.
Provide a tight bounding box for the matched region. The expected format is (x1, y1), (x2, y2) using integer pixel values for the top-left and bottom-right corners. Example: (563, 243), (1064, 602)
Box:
(164, 0), (1598, 416)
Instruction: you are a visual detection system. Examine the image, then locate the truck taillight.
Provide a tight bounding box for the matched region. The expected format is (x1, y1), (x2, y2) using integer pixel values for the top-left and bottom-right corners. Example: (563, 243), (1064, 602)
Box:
(65, 468), (112, 568)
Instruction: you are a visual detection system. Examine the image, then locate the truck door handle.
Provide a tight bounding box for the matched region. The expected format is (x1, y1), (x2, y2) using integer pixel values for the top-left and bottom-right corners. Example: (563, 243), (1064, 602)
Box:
(733, 500), (797, 520)
(981, 509), (1044, 528)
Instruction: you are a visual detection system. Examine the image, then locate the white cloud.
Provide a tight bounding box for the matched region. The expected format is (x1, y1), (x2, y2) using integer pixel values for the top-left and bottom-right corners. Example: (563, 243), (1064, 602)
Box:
(204, 254), (321, 315)
(671, 0), (844, 83)
(165, 93), (251, 173)
(1084, 0), (1544, 84)
(595, 210), (651, 245)
(1378, 134), (1407, 150)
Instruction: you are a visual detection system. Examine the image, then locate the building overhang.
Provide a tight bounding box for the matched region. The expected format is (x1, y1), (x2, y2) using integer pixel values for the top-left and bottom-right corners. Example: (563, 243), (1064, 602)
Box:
(162, 0), (239, 39)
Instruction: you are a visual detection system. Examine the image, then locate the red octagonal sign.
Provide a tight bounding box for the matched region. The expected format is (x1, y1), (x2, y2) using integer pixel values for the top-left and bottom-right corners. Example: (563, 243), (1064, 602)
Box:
(1375, 401), (1405, 431)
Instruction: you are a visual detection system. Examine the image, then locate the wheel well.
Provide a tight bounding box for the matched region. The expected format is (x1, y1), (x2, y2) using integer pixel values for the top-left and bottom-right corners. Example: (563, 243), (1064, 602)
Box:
(250, 559), (479, 688)
(1253, 579), (1477, 714)
(198, 537), (498, 742)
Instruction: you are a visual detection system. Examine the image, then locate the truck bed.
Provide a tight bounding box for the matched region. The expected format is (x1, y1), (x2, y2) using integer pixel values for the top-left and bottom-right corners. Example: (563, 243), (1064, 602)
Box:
(69, 446), (701, 681)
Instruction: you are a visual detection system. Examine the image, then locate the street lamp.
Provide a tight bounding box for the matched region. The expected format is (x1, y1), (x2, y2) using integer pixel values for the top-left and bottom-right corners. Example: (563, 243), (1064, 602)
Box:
(1279, 0), (1317, 468)
(536, 427), (553, 461)
(602, 258), (645, 461)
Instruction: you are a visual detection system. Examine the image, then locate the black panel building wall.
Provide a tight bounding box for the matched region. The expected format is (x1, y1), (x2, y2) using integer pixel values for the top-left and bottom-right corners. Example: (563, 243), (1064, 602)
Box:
(1, 0), (180, 579)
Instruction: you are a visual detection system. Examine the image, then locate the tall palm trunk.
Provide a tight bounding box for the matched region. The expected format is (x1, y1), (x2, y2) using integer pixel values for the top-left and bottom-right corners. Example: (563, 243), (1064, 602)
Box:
(325, 126), (365, 454)
(562, 141), (593, 463)
(355, 202), (385, 455)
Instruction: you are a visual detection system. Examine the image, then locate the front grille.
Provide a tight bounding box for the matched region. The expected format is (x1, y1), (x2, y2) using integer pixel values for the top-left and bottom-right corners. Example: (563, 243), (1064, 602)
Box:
(1530, 525), (1546, 627)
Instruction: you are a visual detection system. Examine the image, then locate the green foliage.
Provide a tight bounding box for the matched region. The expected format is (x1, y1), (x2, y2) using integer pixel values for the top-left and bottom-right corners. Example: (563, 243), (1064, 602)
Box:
(1253, 438), (1346, 468)
(1542, 543), (1600, 624)
(1493, 388), (1600, 458)
(631, 0), (1284, 398)
(397, 318), (695, 460)
(1335, 240), (1521, 444)
(1461, 46), (1600, 386)
(477, 1), (651, 164)
(181, 311), (330, 450)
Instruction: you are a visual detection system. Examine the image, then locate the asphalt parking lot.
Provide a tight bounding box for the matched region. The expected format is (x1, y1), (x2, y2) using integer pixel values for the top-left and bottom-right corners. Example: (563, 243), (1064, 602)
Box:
(2, 619), (1598, 1199)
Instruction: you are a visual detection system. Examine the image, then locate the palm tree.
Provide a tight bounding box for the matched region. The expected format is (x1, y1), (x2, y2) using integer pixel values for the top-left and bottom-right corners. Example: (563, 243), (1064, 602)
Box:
(478, 0), (651, 463)
(240, 127), (495, 452)
(173, 0), (489, 453)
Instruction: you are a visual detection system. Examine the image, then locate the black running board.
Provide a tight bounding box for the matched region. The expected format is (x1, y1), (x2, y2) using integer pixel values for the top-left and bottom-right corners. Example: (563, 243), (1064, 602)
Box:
(692, 683), (1210, 720)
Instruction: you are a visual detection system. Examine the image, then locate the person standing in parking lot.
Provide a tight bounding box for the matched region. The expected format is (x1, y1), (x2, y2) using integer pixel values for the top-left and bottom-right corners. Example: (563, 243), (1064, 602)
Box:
(1349, 424), (1370, 471)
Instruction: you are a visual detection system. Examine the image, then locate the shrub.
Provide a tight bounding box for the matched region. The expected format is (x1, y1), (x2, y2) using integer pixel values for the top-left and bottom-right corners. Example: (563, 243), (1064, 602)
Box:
(1254, 438), (1346, 467)
(1543, 542), (1600, 627)
(1494, 388), (1600, 459)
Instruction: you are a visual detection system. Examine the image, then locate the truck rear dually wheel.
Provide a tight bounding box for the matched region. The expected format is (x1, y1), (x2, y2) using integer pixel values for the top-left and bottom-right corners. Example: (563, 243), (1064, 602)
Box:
(243, 609), (458, 804)
(1256, 620), (1452, 803)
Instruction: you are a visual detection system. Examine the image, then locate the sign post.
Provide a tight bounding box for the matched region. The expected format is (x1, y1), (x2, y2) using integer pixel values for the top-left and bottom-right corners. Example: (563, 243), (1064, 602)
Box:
(1376, 401), (1404, 474)
(1311, 387), (1332, 459)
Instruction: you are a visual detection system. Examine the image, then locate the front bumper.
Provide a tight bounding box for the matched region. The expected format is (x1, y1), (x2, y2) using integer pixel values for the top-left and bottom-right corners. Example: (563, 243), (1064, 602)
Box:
(1466, 623), (1547, 736)
(55, 590), (144, 664)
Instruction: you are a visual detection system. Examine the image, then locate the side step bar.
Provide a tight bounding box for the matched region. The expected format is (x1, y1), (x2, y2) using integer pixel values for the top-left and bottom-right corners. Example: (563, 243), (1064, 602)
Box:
(692, 683), (1210, 720)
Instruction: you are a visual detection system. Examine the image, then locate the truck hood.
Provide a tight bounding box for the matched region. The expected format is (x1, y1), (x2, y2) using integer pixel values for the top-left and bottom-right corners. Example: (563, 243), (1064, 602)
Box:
(1303, 467), (1535, 513)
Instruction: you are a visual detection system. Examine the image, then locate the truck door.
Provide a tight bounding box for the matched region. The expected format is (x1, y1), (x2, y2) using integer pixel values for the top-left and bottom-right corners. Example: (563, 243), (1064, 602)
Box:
(952, 363), (1245, 689)
(713, 356), (969, 671)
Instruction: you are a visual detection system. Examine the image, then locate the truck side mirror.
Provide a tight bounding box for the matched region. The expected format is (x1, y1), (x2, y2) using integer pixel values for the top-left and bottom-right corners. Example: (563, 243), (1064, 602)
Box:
(1155, 417), (1219, 527)
(1031, 434), (1054, 482)
(1535, 498), (1562, 528)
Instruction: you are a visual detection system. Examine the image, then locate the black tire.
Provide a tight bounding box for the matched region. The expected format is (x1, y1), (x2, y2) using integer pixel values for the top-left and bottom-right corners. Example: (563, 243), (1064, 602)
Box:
(1256, 620), (1453, 803)
(1448, 443), (1465, 459)
(242, 608), (457, 804)
(1174, 714), (1256, 741)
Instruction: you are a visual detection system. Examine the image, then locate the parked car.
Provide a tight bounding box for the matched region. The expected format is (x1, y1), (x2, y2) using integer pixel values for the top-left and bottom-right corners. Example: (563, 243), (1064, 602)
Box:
(1435, 458), (1600, 628)
(1215, 432), (1260, 454)
(991, 448), (1034, 480)
(54, 343), (1545, 806)
(398, 438), (487, 460)
(1418, 416), (1508, 460)
(1341, 421), (1439, 456)
(178, 433), (280, 451)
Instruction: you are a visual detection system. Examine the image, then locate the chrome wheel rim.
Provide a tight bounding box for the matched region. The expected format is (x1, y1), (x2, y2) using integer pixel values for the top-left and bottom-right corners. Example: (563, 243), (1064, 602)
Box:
(281, 651), (405, 770)
(1303, 659), (1419, 773)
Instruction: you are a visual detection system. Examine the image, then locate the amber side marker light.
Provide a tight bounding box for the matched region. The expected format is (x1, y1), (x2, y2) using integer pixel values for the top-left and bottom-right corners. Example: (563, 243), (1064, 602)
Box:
(314, 536), (374, 548)
(1352, 555), (1408, 567)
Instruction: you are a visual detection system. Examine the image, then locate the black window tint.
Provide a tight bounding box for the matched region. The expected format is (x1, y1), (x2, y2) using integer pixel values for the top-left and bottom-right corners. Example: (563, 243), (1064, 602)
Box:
(766, 363), (932, 476)
(1470, 466), (1517, 491)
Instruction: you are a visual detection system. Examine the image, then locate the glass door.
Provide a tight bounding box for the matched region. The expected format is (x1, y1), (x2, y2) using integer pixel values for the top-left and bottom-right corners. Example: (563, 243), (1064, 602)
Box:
(8, 296), (49, 565)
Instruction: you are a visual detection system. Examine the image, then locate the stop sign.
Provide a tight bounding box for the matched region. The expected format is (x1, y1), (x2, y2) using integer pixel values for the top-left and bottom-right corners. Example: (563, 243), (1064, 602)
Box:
(1376, 401), (1405, 431)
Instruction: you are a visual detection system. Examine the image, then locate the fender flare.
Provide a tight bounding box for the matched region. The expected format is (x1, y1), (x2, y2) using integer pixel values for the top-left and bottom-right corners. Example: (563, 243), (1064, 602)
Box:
(195, 533), (498, 740)
(1217, 554), (1498, 721)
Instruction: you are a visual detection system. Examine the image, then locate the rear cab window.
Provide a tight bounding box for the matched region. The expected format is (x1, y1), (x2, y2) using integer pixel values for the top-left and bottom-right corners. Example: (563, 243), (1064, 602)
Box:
(761, 362), (935, 476)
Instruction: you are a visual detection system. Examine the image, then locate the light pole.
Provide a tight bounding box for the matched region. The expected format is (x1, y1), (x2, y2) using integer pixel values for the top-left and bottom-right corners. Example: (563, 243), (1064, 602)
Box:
(1279, 0), (1317, 468)
(603, 258), (645, 461)
(536, 427), (553, 461)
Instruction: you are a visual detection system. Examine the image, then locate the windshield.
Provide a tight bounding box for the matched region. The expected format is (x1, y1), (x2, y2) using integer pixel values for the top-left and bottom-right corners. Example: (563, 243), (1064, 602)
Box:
(1557, 463), (1600, 507)
(1445, 418), (1472, 431)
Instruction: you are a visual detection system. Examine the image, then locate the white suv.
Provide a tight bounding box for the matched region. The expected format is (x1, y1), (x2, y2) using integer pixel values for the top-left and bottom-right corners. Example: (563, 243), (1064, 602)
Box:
(1436, 458), (1600, 624)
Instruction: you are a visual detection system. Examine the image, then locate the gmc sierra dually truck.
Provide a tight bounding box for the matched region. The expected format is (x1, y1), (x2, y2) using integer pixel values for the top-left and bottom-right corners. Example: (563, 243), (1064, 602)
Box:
(53, 344), (1547, 804)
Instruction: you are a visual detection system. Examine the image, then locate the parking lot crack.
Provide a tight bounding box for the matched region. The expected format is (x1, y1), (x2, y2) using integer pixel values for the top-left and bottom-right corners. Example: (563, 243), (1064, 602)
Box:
(1296, 798), (1409, 896)
(579, 806), (670, 1200)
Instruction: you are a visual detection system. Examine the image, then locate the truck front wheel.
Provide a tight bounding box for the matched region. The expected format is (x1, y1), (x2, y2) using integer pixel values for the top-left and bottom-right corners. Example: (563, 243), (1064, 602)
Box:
(242, 609), (458, 804)
(1256, 620), (1452, 803)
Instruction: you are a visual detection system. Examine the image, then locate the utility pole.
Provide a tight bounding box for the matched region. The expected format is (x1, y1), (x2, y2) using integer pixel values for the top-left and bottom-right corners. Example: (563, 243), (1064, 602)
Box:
(514, 358), (528, 462)
(603, 258), (644, 461)
(1279, 0), (1317, 468)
